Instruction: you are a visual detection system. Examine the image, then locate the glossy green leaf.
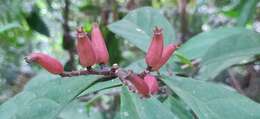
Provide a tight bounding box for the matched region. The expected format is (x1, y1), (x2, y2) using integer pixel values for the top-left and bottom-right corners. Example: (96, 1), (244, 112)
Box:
(0, 75), (98, 119)
(162, 76), (260, 119)
(108, 7), (176, 52)
(120, 87), (178, 119)
(199, 28), (260, 80)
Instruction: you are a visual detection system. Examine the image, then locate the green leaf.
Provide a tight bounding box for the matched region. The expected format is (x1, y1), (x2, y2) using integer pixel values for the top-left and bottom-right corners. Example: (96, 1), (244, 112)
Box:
(26, 8), (50, 37)
(24, 71), (58, 90)
(163, 96), (193, 119)
(199, 28), (260, 80)
(108, 7), (176, 52)
(162, 76), (260, 119)
(174, 51), (192, 66)
(237, 0), (258, 26)
(177, 27), (249, 60)
(79, 79), (121, 96)
(79, 5), (100, 14)
(120, 87), (178, 119)
(103, 26), (123, 65)
(58, 100), (104, 119)
(176, 27), (260, 79)
(222, 0), (244, 17)
(216, 0), (241, 13)
(0, 75), (98, 119)
(125, 59), (146, 72)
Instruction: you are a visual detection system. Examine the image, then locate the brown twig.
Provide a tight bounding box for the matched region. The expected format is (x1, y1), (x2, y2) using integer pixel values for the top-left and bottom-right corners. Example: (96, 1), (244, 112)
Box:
(60, 64), (120, 77)
(59, 65), (132, 81)
(60, 66), (136, 95)
(60, 66), (146, 95)
(60, 69), (113, 77)
(138, 69), (149, 78)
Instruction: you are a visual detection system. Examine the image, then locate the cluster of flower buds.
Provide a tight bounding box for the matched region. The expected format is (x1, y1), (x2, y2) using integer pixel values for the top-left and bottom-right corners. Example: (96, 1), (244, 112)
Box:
(122, 27), (176, 97)
(129, 74), (159, 97)
(25, 25), (176, 98)
(76, 23), (109, 67)
(25, 23), (109, 74)
(115, 69), (159, 98)
(145, 27), (177, 71)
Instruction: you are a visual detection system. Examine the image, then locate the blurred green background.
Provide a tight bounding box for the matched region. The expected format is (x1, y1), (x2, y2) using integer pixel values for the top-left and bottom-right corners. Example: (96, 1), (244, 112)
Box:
(0, 0), (260, 118)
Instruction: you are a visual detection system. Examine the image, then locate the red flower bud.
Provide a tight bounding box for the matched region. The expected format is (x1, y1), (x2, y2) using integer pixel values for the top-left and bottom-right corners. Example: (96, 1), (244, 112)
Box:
(145, 27), (164, 69)
(76, 27), (96, 67)
(153, 44), (176, 71)
(91, 23), (109, 64)
(25, 53), (64, 74)
(144, 74), (159, 95)
(128, 74), (149, 97)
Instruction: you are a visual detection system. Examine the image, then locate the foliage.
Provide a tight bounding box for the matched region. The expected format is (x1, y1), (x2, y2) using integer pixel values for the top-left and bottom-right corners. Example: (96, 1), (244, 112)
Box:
(1, 0), (260, 119)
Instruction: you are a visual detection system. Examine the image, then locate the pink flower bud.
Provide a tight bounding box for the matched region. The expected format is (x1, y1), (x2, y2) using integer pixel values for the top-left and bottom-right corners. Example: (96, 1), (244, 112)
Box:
(153, 44), (176, 71)
(25, 53), (64, 74)
(128, 74), (149, 97)
(91, 23), (109, 64)
(144, 74), (159, 95)
(76, 27), (96, 67)
(145, 27), (164, 69)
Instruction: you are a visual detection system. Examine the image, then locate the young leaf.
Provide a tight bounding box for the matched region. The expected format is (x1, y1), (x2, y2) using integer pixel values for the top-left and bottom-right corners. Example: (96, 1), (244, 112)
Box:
(174, 51), (192, 67)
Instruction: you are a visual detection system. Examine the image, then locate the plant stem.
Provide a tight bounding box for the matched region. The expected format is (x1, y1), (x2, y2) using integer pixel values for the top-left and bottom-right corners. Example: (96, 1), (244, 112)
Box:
(179, 0), (188, 43)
